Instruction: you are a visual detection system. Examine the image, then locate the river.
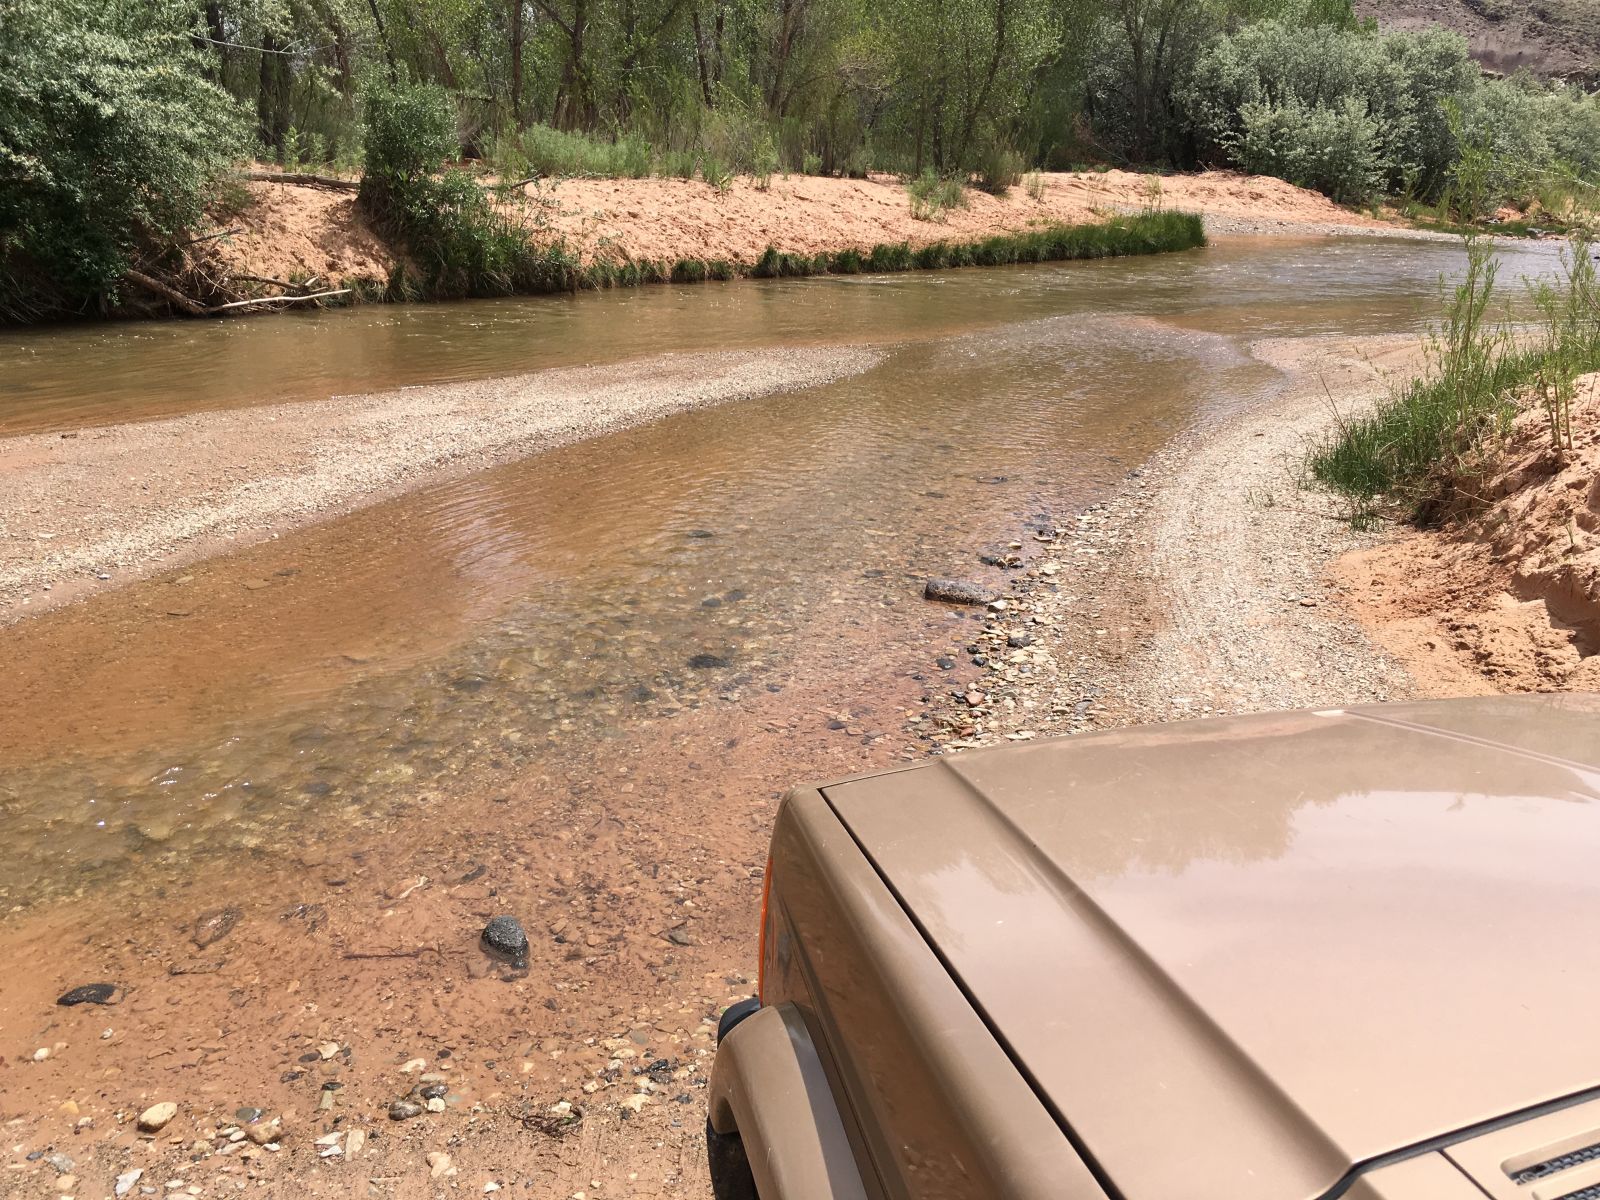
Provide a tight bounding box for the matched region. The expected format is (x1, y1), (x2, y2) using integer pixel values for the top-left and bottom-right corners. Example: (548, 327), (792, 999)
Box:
(0, 231), (1569, 1196)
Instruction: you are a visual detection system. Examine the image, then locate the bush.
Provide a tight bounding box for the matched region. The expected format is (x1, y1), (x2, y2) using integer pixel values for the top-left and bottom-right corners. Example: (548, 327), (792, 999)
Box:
(359, 78), (574, 299)
(907, 171), (968, 221)
(974, 141), (1025, 195)
(0, 0), (249, 320)
(361, 77), (457, 187)
(1232, 96), (1383, 204)
(1182, 21), (1478, 204)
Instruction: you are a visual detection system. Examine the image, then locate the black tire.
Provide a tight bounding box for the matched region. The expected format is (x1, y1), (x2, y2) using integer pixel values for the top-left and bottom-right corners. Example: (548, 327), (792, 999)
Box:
(706, 1118), (759, 1200)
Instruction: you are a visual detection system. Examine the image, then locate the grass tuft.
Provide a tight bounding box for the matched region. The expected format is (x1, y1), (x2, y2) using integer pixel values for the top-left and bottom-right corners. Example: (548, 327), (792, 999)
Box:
(1307, 235), (1600, 523)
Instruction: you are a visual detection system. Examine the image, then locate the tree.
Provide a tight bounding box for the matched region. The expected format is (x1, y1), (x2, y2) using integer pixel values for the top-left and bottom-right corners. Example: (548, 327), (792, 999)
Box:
(0, 0), (248, 319)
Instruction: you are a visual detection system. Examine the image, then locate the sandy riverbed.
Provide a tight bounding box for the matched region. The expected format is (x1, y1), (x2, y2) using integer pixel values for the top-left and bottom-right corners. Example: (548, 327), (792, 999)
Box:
(0, 346), (879, 624)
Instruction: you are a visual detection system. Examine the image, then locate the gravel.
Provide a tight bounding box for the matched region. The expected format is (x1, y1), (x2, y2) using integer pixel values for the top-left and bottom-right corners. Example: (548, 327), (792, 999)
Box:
(0, 346), (882, 624)
(912, 333), (1424, 750)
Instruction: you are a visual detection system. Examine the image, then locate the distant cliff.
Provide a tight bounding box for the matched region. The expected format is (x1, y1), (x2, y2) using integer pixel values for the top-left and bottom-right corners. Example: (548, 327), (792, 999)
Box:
(1355, 0), (1597, 82)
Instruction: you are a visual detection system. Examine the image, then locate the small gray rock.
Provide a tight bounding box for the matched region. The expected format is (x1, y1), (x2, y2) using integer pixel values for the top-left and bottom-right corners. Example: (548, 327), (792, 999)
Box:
(481, 915), (529, 965)
(924, 578), (995, 606)
(192, 907), (240, 949)
(388, 1099), (424, 1121)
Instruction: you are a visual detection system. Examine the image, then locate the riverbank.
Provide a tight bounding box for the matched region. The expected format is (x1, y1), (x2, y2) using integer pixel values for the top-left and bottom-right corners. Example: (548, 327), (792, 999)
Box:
(202, 167), (1408, 301)
(910, 334), (1426, 752)
(0, 347), (879, 624)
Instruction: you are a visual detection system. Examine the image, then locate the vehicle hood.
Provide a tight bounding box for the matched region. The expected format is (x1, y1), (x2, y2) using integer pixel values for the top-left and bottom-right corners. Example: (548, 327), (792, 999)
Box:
(822, 696), (1600, 1200)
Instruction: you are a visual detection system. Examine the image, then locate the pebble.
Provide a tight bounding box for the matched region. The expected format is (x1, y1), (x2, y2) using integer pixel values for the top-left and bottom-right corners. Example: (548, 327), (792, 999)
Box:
(56, 983), (117, 1007)
(428, 1151), (456, 1179)
(192, 907), (240, 949)
(924, 578), (994, 606)
(244, 1117), (281, 1145)
(389, 1099), (424, 1121)
(345, 1129), (366, 1157)
(138, 1102), (178, 1133)
(115, 1169), (143, 1197)
(481, 915), (529, 964)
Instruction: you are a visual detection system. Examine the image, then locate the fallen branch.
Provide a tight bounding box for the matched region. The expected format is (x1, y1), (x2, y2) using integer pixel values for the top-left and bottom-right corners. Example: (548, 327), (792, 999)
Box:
(206, 287), (352, 312)
(341, 947), (434, 960)
(125, 269), (208, 316)
(230, 272), (305, 291)
(243, 169), (360, 192)
(179, 227), (242, 246)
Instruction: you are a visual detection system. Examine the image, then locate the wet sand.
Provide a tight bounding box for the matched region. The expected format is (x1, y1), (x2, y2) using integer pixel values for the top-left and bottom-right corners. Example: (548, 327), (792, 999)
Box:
(0, 347), (879, 623)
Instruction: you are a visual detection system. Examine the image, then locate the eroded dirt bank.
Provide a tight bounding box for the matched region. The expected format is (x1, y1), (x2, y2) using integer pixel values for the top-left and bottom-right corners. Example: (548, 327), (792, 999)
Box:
(1336, 373), (1600, 695)
(0, 346), (878, 623)
(217, 167), (1408, 287)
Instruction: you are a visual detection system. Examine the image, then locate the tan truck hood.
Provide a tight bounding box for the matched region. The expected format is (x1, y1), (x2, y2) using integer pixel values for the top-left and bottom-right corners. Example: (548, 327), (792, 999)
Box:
(823, 696), (1600, 1200)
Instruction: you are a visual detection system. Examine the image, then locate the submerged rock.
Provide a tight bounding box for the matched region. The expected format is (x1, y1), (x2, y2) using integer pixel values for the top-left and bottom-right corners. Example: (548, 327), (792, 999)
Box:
(481, 915), (529, 965)
(192, 906), (240, 949)
(686, 653), (729, 669)
(924, 578), (994, 606)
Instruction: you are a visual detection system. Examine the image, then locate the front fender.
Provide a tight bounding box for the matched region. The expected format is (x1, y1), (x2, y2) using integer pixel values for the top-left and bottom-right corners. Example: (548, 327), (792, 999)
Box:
(708, 1002), (870, 1200)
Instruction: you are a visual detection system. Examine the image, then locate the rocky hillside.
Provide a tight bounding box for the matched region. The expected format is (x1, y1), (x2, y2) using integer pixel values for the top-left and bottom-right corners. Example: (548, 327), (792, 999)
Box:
(1355, 0), (1598, 82)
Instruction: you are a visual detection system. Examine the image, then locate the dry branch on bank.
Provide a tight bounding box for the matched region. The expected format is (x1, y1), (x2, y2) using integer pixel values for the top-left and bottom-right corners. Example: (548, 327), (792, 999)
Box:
(124, 269), (350, 317)
(242, 169), (360, 192)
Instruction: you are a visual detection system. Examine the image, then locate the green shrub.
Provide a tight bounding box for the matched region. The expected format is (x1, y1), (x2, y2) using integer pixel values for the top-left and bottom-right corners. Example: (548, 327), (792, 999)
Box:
(1307, 237), (1600, 521)
(1233, 96), (1383, 205)
(907, 171), (968, 221)
(974, 141), (1025, 195)
(359, 78), (575, 300)
(0, 0), (249, 320)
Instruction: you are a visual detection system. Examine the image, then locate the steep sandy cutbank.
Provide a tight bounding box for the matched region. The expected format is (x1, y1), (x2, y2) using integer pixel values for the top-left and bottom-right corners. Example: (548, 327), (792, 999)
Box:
(0, 346), (880, 624)
(1336, 374), (1600, 695)
(211, 167), (1409, 288)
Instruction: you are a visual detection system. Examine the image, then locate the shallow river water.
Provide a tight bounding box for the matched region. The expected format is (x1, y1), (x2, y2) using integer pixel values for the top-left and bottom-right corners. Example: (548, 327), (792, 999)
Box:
(0, 234), (1568, 906)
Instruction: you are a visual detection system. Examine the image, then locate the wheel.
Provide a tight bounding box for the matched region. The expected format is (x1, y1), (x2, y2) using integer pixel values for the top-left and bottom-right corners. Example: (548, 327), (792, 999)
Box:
(706, 1118), (759, 1200)
(717, 996), (760, 1043)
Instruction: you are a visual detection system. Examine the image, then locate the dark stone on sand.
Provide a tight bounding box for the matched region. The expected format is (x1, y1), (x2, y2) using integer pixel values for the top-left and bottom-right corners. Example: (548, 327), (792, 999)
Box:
(389, 1099), (424, 1121)
(481, 915), (529, 965)
(687, 653), (729, 669)
(924, 578), (995, 606)
(57, 983), (117, 1007)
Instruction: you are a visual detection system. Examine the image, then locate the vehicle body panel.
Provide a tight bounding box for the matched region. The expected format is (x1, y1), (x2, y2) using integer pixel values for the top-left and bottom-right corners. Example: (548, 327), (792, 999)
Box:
(738, 787), (1107, 1200)
(822, 695), (1600, 1200)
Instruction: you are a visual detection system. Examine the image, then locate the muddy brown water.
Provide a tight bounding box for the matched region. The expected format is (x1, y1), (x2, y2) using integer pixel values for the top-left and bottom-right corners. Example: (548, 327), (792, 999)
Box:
(0, 235), (1568, 911)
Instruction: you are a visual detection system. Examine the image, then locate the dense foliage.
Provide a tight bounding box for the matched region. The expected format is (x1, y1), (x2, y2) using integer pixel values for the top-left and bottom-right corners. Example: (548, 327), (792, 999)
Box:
(5, 0), (1600, 318)
(0, 0), (247, 319)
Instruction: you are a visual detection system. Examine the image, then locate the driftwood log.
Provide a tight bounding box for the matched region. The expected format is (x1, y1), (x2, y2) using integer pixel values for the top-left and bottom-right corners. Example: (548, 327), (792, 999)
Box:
(242, 169), (360, 192)
(124, 269), (350, 317)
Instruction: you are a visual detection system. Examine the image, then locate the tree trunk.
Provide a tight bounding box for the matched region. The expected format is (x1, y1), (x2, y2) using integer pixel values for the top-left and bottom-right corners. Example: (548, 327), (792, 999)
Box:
(364, 0), (398, 80)
(692, 8), (715, 106)
(510, 0), (527, 126)
(257, 33), (292, 159)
